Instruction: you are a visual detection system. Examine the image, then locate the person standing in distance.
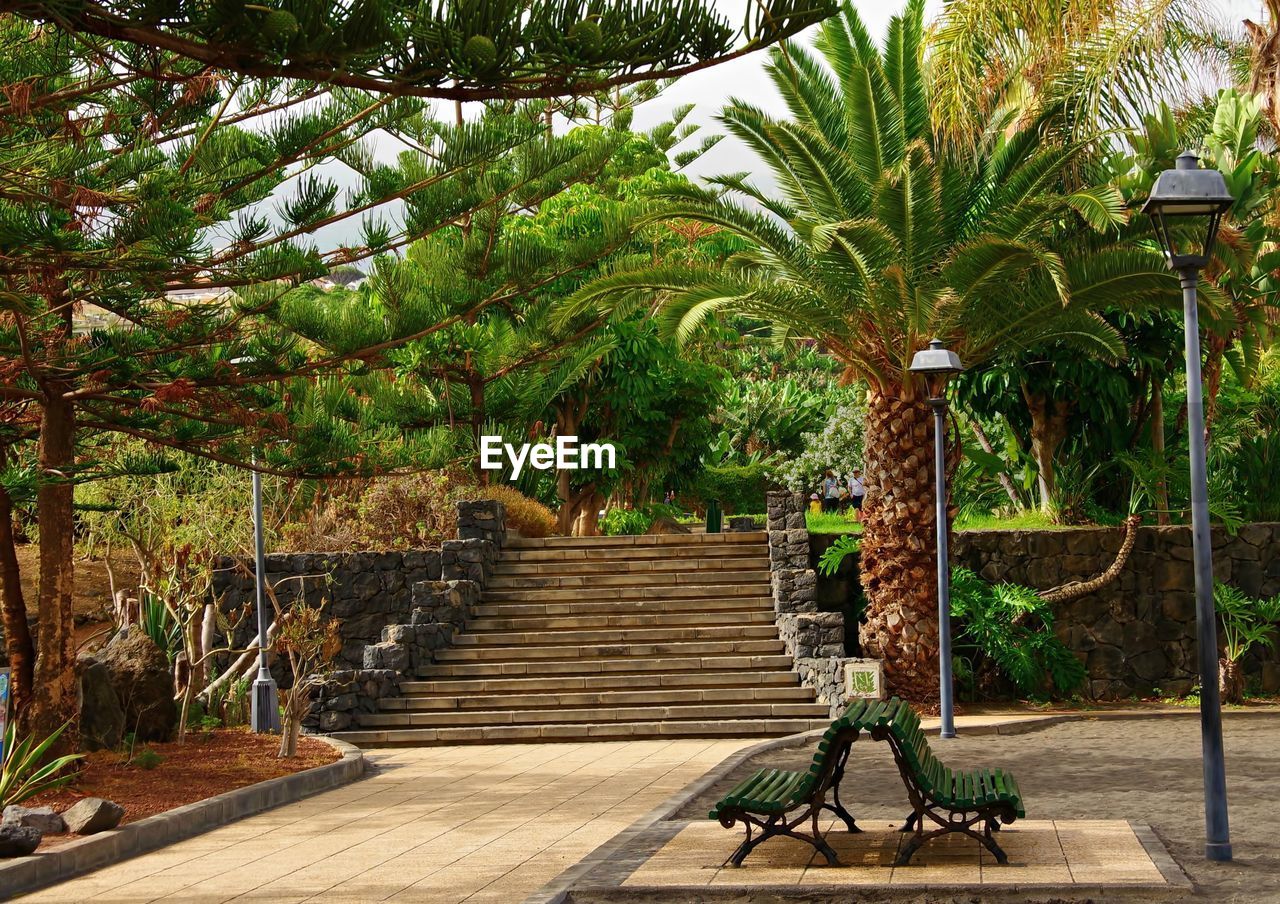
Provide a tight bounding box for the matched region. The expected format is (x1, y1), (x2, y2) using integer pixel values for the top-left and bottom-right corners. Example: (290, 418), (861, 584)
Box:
(848, 468), (866, 520)
(821, 470), (841, 513)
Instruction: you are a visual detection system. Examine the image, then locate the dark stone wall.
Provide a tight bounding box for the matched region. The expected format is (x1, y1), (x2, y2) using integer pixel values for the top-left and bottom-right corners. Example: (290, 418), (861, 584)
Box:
(808, 532), (865, 657)
(810, 523), (1280, 700)
(212, 550), (442, 670)
(953, 523), (1280, 699)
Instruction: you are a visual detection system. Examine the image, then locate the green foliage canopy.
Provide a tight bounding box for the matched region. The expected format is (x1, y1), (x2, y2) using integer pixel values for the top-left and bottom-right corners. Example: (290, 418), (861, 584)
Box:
(3, 0), (836, 98)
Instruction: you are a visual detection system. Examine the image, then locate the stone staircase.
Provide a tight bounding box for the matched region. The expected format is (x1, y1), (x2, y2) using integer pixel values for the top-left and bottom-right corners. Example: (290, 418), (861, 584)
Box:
(332, 532), (831, 745)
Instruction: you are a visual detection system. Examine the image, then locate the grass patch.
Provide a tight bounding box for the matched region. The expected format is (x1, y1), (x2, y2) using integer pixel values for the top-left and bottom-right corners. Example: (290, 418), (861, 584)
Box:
(955, 511), (1069, 531)
(804, 508), (1076, 535)
(807, 511), (865, 534)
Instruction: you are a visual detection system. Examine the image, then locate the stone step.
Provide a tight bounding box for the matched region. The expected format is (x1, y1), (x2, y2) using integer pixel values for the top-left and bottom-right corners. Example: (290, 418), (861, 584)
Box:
(480, 583), (771, 604)
(466, 609), (777, 633)
(502, 544), (765, 564)
(484, 569), (771, 590)
(434, 637), (784, 662)
(419, 652), (796, 678)
(331, 717), (831, 747)
(382, 684), (817, 712)
(399, 669), (802, 695)
(472, 596), (773, 619)
(489, 555), (771, 576)
(356, 701), (830, 728)
(504, 532), (767, 550)
(451, 623), (779, 648)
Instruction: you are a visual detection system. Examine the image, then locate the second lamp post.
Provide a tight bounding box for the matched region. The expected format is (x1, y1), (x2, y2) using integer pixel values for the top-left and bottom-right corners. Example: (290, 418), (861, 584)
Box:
(910, 338), (964, 739)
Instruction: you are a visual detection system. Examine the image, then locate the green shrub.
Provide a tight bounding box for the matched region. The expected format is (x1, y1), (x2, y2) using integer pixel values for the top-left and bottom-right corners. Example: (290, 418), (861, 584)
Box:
(138, 592), (181, 662)
(601, 507), (653, 536)
(1213, 582), (1280, 703)
(600, 503), (684, 536)
(129, 748), (165, 770)
(949, 567), (1085, 700)
(690, 460), (773, 514)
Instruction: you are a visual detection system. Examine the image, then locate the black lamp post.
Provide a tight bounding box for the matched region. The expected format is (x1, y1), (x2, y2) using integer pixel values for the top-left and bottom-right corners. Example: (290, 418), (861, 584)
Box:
(1142, 150), (1234, 862)
(909, 338), (964, 739)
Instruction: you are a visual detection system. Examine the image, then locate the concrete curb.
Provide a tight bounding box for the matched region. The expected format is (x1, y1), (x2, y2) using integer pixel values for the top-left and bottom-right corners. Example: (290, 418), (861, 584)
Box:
(0, 736), (363, 901)
(927, 704), (1280, 736)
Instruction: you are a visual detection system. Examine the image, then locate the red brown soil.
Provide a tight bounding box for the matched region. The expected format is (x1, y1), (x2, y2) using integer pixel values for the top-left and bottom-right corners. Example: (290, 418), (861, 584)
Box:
(24, 729), (339, 850)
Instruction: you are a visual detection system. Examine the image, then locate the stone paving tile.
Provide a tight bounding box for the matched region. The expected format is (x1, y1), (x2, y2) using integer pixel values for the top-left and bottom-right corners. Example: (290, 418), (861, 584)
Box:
(619, 818), (1172, 893)
(20, 739), (750, 904)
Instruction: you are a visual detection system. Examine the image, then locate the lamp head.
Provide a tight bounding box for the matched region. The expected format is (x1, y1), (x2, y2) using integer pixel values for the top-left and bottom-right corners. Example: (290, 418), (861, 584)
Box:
(909, 338), (964, 401)
(1141, 151), (1234, 270)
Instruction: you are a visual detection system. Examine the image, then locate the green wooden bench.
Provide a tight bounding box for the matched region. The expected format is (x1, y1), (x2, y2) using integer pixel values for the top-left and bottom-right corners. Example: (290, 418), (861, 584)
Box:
(863, 697), (1025, 865)
(708, 699), (889, 867)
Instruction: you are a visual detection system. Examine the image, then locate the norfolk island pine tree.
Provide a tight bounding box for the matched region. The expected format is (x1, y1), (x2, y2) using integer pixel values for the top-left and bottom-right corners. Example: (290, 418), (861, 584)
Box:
(0, 1), (837, 742)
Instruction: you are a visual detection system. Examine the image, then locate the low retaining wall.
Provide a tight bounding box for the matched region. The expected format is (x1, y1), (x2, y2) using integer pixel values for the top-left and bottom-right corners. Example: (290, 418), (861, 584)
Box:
(212, 550), (443, 670)
(805, 520), (1280, 700)
(766, 492), (861, 715)
(210, 500), (508, 733)
(953, 523), (1280, 699)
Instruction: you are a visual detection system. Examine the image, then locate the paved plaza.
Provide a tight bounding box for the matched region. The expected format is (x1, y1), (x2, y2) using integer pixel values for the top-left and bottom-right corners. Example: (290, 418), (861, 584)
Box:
(614, 818), (1178, 893)
(18, 740), (751, 904)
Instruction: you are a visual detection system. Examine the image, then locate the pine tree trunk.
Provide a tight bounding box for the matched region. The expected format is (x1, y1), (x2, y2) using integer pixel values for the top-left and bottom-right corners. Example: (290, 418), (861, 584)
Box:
(28, 393), (79, 748)
(857, 387), (943, 704)
(0, 478), (34, 723)
(469, 377), (488, 485)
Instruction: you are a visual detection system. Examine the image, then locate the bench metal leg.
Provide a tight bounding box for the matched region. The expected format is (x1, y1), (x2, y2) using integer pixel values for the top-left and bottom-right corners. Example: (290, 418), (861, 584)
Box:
(723, 809), (841, 868)
(895, 806), (1010, 866)
(821, 781), (861, 833)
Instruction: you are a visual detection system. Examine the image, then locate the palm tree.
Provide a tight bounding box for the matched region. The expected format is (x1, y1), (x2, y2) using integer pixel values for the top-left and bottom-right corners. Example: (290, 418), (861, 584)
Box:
(561, 0), (1176, 701)
(929, 0), (1228, 146)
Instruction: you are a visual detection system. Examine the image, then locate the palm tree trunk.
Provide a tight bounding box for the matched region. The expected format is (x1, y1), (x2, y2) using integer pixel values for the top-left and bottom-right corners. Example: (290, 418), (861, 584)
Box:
(1203, 333), (1227, 442)
(857, 387), (942, 704)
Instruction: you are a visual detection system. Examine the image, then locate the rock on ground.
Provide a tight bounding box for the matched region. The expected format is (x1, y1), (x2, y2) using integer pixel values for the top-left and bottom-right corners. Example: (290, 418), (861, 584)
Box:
(1, 804), (66, 834)
(0, 824), (42, 858)
(98, 629), (177, 742)
(62, 798), (124, 835)
(78, 655), (126, 751)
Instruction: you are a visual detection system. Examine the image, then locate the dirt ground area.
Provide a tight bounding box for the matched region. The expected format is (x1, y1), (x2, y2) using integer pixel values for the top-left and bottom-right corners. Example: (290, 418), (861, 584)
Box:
(24, 728), (338, 851)
(12, 544), (140, 648)
(679, 714), (1280, 903)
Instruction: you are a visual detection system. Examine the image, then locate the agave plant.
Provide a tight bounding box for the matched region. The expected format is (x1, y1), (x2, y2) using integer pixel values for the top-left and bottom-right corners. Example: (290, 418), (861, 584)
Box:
(0, 720), (84, 809)
(562, 0), (1174, 700)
